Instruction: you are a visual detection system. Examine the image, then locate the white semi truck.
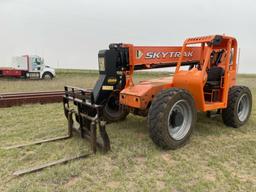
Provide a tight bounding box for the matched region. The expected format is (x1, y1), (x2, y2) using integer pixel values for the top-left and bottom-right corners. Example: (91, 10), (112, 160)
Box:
(0, 55), (56, 79)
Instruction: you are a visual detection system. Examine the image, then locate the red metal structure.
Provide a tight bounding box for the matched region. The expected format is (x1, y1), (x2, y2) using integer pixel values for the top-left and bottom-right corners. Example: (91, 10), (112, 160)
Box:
(0, 91), (64, 108)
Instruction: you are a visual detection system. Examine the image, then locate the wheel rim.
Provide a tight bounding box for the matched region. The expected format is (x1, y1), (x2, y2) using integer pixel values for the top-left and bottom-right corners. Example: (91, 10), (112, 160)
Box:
(168, 100), (193, 140)
(237, 93), (250, 122)
(44, 74), (51, 79)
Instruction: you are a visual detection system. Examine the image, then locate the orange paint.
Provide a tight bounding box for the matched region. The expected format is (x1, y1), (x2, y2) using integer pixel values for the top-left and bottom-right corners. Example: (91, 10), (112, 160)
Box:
(120, 35), (238, 112)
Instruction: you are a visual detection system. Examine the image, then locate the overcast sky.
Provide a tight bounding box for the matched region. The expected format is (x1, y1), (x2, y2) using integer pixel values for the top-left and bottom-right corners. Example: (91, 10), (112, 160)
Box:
(0, 0), (255, 73)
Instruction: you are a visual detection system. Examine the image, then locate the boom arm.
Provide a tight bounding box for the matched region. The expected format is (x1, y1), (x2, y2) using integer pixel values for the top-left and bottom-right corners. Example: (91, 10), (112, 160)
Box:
(119, 44), (201, 87)
(93, 43), (202, 104)
(123, 44), (201, 69)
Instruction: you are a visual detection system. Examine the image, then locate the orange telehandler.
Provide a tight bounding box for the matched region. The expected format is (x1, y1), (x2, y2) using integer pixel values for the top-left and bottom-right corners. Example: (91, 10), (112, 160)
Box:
(10, 35), (252, 175)
(64, 34), (252, 150)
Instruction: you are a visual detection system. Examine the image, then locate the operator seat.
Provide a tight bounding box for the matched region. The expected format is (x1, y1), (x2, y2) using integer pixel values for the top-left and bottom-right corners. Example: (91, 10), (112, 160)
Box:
(205, 50), (225, 89)
(205, 66), (224, 88)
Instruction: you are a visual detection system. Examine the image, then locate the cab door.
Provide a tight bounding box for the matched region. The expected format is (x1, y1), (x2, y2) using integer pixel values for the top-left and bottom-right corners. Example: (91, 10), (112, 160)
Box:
(30, 56), (43, 72)
(173, 47), (211, 111)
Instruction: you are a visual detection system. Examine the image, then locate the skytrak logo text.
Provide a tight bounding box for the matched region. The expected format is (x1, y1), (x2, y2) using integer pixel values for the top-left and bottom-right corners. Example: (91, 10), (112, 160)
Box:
(145, 51), (193, 59)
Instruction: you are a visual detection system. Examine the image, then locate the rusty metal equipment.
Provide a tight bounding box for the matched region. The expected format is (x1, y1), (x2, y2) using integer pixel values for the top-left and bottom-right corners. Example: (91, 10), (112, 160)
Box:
(0, 91), (64, 108)
(63, 86), (110, 154)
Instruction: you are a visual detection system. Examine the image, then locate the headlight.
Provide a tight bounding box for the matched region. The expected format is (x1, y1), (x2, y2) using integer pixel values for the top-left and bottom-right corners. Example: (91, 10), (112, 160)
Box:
(98, 57), (105, 71)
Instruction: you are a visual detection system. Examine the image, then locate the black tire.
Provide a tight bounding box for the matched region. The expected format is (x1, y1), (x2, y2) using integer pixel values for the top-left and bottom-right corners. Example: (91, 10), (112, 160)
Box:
(222, 86), (252, 128)
(103, 93), (129, 122)
(42, 72), (53, 80)
(148, 88), (197, 150)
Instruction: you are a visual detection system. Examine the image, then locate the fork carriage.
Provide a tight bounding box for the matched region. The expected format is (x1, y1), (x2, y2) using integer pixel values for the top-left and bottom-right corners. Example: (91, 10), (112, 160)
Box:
(63, 86), (110, 153)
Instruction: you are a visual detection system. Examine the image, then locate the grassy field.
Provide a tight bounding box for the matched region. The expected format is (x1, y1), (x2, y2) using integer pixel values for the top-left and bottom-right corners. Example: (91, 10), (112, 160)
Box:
(0, 69), (170, 92)
(0, 71), (255, 192)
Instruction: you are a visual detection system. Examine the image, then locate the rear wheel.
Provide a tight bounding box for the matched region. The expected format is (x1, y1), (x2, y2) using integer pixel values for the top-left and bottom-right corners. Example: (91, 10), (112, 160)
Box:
(148, 88), (197, 149)
(222, 86), (252, 128)
(103, 92), (129, 122)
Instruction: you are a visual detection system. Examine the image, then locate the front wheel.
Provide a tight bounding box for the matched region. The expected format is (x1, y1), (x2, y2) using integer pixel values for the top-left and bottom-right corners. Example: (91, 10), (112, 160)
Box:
(42, 72), (53, 80)
(148, 88), (197, 150)
(103, 92), (129, 122)
(222, 86), (252, 128)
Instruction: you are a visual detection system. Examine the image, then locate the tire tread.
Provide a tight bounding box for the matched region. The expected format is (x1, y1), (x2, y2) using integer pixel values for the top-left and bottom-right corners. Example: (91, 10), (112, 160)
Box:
(222, 86), (252, 128)
(148, 88), (196, 149)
